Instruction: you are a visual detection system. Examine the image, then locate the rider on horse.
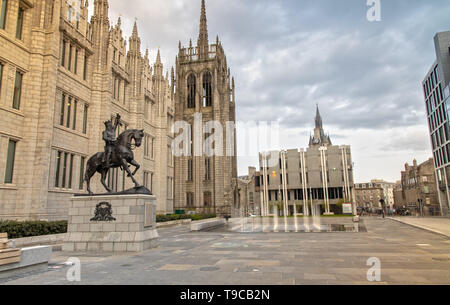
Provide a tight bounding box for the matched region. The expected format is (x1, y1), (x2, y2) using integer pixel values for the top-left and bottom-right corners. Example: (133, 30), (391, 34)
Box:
(102, 113), (122, 168)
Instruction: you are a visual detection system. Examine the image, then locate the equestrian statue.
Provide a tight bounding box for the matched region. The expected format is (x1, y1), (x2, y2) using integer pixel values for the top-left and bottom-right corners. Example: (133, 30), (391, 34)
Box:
(83, 113), (148, 195)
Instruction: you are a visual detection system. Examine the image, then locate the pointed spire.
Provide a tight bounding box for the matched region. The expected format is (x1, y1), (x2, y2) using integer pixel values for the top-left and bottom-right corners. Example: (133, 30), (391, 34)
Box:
(132, 19), (138, 37)
(315, 104), (322, 129)
(197, 0), (209, 58)
(156, 49), (161, 64)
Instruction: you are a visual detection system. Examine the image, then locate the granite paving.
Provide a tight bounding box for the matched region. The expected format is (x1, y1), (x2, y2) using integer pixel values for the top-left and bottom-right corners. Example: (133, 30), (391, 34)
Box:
(1, 217), (449, 285)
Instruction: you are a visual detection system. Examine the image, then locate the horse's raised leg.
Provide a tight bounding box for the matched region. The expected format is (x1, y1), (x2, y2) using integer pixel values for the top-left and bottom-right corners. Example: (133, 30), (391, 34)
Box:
(127, 159), (140, 177)
(100, 169), (112, 193)
(121, 158), (141, 187)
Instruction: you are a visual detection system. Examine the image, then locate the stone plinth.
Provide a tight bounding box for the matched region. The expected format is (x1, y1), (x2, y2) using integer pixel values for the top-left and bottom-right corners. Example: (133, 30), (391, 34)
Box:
(63, 194), (159, 253)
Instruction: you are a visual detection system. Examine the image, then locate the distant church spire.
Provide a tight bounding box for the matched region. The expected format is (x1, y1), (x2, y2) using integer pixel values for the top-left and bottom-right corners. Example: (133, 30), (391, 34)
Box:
(197, 0), (209, 59)
(310, 105), (332, 147)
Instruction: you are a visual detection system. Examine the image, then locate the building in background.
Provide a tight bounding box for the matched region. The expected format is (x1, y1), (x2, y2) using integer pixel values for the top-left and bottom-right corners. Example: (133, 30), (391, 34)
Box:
(258, 107), (355, 216)
(422, 30), (450, 216)
(395, 159), (440, 216)
(237, 167), (260, 217)
(0, 0), (174, 220)
(173, 0), (238, 216)
(355, 182), (385, 212)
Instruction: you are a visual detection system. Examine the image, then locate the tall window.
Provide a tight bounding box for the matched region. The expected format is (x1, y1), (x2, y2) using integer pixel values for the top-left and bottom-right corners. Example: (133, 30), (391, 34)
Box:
(83, 55), (88, 80)
(79, 156), (85, 190)
(187, 74), (196, 108)
(72, 100), (77, 130)
(187, 158), (193, 181)
(61, 39), (66, 66)
(186, 192), (194, 207)
(74, 48), (78, 74)
(0, 63), (3, 94)
(61, 152), (68, 188)
(204, 192), (212, 207)
(15, 6), (23, 39)
(0, 0), (7, 30)
(205, 158), (211, 181)
(55, 151), (61, 187)
(82, 104), (88, 134)
(66, 97), (72, 128)
(68, 44), (72, 71)
(60, 93), (65, 125)
(143, 171), (153, 192)
(12, 70), (23, 110)
(4, 139), (16, 184)
(202, 72), (212, 107)
(68, 154), (74, 189)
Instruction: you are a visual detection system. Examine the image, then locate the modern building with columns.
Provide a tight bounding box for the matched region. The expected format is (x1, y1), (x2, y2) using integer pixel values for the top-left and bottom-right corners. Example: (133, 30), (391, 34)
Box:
(0, 0), (175, 220)
(257, 107), (355, 216)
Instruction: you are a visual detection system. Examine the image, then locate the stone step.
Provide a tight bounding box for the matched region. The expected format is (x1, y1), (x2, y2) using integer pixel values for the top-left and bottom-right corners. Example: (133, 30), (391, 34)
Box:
(0, 256), (21, 266)
(0, 233), (7, 239)
(0, 248), (21, 260)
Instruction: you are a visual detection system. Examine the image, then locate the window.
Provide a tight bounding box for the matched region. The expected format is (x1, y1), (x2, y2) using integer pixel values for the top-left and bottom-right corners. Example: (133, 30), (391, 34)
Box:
(61, 40), (66, 66)
(60, 94), (65, 125)
(4, 139), (16, 184)
(67, 5), (73, 22)
(187, 192), (194, 207)
(55, 151), (61, 187)
(68, 44), (72, 71)
(187, 74), (196, 108)
(61, 152), (68, 188)
(204, 192), (212, 207)
(205, 158), (211, 181)
(0, 63), (3, 94)
(187, 158), (193, 181)
(72, 100), (77, 130)
(12, 71), (23, 110)
(0, 0), (7, 29)
(202, 72), (212, 107)
(66, 97), (72, 128)
(68, 154), (74, 189)
(15, 6), (24, 39)
(83, 55), (88, 80)
(143, 171), (153, 192)
(82, 104), (88, 134)
(79, 156), (85, 189)
(74, 48), (78, 74)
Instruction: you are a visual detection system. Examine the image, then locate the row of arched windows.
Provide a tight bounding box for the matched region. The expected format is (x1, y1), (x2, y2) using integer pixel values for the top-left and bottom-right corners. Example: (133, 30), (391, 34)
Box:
(187, 72), (213, 109)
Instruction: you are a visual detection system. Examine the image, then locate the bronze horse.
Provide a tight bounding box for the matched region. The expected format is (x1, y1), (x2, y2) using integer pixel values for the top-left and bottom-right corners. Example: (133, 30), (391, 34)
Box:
(84, 129), (145, 195)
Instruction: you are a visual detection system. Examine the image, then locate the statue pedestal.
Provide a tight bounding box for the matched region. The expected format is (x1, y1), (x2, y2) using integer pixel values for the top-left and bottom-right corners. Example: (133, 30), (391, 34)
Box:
(63, 194), (159, 253)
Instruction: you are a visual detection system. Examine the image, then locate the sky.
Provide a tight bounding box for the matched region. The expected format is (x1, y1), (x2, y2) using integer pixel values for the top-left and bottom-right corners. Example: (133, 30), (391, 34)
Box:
(92, 0), (450, 183)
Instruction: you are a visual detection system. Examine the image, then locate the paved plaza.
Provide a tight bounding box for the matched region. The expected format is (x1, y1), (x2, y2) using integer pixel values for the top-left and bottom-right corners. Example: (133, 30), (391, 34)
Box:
(1, 217), (449, 285)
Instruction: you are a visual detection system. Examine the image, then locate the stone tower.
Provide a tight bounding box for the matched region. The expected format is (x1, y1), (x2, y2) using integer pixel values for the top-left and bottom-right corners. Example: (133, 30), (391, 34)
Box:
(309, 106), (332, 147)
(174, 0), (238, 215)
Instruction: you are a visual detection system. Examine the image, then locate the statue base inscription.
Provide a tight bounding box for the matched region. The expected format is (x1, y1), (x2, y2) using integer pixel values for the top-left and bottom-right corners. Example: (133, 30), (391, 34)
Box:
(63, 194), (159, 253)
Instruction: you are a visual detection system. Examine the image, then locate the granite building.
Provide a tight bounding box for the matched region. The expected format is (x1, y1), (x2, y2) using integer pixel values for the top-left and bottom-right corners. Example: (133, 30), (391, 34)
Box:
(423, 30), (450, 216)
(0, 0), (175, 220)
(355, 180), (395, 211)
(173, 0), (238, 215)
(395, 159), (440, 216)
(258, 107), (355, 216)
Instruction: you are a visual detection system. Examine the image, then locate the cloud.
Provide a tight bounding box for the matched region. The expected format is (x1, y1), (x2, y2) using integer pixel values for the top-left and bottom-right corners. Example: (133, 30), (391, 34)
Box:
(104, 0), (450, 181)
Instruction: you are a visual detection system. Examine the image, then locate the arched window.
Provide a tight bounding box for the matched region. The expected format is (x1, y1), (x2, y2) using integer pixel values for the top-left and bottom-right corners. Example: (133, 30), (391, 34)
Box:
(202, 72), (212, 107)
(187, 74), (196, 109)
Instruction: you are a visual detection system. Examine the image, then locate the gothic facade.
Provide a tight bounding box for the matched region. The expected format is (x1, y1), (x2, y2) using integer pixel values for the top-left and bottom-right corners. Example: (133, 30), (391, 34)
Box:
(173, 0), (238, 215)
(0, 0), (175, 220)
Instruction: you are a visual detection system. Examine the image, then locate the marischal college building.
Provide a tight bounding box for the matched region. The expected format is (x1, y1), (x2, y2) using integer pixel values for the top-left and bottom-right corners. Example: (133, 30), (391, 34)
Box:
(0, 0), (177, 220)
